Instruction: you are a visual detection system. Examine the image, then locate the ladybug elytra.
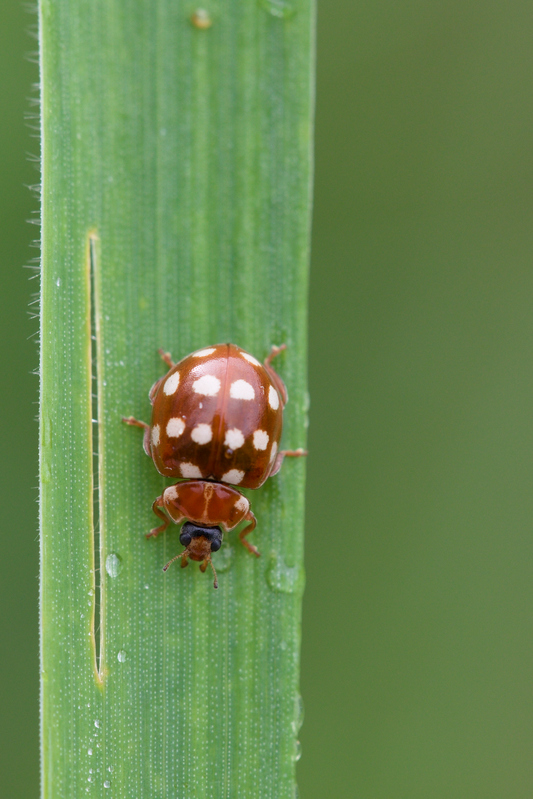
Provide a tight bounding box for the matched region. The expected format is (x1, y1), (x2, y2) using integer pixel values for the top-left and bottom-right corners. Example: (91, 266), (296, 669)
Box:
(123, 343), (306, 587)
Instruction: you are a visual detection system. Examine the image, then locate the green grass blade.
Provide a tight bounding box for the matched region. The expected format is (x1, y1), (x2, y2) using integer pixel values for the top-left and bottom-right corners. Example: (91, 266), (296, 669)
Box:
(40, 1), (314, 796)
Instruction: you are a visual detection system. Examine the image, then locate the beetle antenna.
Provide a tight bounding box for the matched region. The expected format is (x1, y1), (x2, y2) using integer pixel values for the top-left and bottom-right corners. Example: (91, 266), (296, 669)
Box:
(162, 551), (187, 572)
(209, 557), (218, 589)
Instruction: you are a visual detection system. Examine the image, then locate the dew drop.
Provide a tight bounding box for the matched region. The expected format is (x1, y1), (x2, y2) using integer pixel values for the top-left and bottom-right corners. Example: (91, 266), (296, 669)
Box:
(108, 765), (114, 773)
(267, 554), (304, 594)
(55, 277), (61, 287)
(94, 719), (101, 729)
(88, 748), (93, 756)
(292, 693), (304, 735)
(303, 390), (311, 428)
(213, 542), (233, 573)
(190, 8), (213, 28)
(88, 776), (94, 783)
(104, 781), (111, 789)
(117, 650), (127, 663)
(294, 740), (302, 762)
(261, 0), (296, 18)
(105, 553), (123, 578)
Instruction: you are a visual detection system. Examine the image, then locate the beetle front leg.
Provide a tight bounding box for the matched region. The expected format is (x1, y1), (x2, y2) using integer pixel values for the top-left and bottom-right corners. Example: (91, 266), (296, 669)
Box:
(146, 497), (171, 538)
(238, 511), (260, 557)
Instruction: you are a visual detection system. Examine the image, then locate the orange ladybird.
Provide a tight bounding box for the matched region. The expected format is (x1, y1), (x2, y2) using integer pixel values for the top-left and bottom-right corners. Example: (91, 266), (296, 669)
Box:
(123, 343), (306, 587)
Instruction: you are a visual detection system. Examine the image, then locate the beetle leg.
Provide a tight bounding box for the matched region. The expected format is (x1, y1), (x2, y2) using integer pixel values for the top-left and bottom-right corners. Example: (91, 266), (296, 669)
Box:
(122, 415), (152, 457)
(264, 344), (289, 404)
(238, 512), (260, 557)
(158, 348), (175, 369)
(197, 557), (218, 588)
(264, 343), (287, 367)
(147, 497), (170, 538)
(269, 448), (308, 478)
(122, 415), (148, 429)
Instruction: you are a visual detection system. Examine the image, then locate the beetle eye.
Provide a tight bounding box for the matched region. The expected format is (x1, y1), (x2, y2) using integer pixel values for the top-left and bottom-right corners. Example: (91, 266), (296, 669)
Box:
(180, 531), (192, 546)
(210, 538), (221, 552)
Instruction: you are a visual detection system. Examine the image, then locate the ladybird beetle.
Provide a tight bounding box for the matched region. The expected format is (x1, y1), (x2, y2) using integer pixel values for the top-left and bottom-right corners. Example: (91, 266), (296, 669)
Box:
(123, 343), (306, 587)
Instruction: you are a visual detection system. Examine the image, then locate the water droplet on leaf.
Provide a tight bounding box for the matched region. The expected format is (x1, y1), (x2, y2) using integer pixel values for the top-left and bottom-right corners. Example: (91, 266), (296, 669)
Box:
(267, 554), (304, 594)
(292, 693), (304, 735)
(261, 0), (296, 18)
(191, 8), (213, 28)
(213, 542), (233, 573)
(105, 553), (122, 578)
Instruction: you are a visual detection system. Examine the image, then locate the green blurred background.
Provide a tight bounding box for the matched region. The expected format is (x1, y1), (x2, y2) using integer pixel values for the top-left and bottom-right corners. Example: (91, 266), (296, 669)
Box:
(3, 1), (533, 796)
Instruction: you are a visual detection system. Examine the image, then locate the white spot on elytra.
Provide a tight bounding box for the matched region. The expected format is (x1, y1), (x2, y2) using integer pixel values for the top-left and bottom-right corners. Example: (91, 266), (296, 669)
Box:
(180, 462), (203, 479)
(269, 442), (278, 464)
(221, 469), (245, 485)
(166, 417), (185, 438)
(163, 371), (180, 395)
(151, 425), (160, 446)
(242, 352), (260, 366)
(194, 348), (216, 358)
(191, 423), (212, 445)
(192, 374), (221, 396)
(253, 429), (269, 450)
(268, 385), (280, 410)
(235, 495), (249, 513)
(230, 379), (255, 400)
(224, 428), (245, 450)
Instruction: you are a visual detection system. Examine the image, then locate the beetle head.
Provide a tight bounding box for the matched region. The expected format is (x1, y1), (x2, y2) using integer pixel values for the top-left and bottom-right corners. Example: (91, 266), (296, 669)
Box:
(163, 522), (222, 588)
